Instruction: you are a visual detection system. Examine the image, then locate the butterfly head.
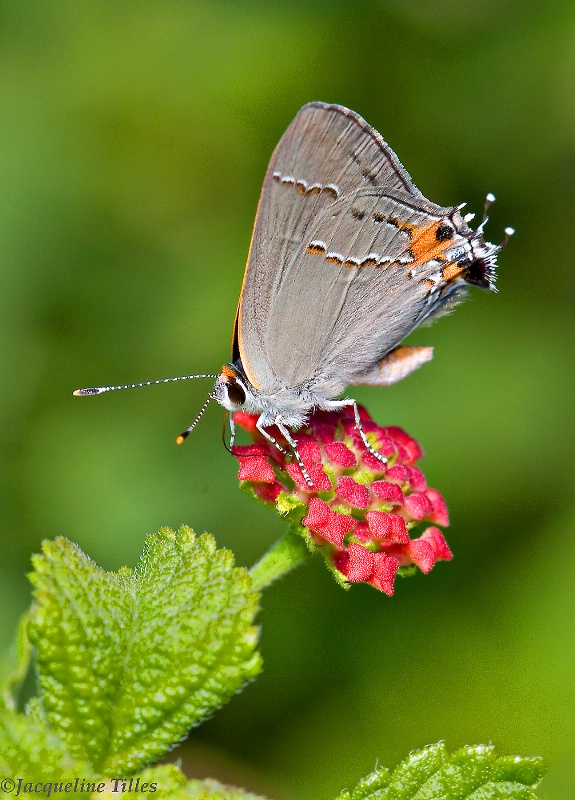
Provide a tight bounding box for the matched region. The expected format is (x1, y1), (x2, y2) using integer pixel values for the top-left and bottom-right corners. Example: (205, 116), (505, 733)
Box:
(213, 363), (255, 414)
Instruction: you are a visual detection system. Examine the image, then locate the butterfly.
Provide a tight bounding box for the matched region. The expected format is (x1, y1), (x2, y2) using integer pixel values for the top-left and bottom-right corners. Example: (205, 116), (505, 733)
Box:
(76, 102), (511, 484)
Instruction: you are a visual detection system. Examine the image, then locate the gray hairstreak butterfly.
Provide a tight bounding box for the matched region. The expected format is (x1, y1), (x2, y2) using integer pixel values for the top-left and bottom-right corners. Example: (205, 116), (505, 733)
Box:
(75, 102), (512, 485)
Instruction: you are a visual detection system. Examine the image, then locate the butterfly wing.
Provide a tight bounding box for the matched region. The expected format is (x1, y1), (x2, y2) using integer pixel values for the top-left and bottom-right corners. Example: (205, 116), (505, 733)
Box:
(238, 102), (480, 393)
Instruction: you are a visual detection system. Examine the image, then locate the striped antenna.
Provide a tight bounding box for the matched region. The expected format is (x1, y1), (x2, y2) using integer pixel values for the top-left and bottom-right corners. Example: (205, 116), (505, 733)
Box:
(176, 394), (214, 444)
(73, 374), (218, 396)
(478, 192), (496, 232)
(500, 226), (515, 248)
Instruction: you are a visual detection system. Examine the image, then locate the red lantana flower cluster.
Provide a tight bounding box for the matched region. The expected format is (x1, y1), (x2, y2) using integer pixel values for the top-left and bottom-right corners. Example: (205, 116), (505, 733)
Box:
(232, 406), (452, 595)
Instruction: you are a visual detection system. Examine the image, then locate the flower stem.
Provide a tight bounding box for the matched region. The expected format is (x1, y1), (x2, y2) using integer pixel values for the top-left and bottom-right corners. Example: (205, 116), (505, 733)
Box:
(249, 529), (310, 591)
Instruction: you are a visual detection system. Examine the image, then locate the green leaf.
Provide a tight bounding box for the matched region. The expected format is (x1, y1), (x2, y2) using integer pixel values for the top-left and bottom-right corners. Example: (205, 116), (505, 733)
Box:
(28, 527), (262, 774)
(336, 743), (546, 800)
(0, 612), (32, 711)
(0, 708), (93, 781)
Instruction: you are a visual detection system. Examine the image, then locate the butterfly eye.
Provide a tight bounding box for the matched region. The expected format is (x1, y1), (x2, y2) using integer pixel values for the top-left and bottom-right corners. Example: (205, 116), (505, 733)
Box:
(226, 378), (246, 407)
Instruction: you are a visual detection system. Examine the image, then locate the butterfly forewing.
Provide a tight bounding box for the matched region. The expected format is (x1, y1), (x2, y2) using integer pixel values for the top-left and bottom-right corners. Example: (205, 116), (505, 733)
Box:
(238, 103), (459, 392)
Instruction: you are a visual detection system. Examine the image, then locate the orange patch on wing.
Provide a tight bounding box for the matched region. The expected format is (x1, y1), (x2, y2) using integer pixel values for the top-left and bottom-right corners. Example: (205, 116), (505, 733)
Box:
(307, 244), (326, 255)
(391, 218), (456, 267)
(441, 262), (464, 282)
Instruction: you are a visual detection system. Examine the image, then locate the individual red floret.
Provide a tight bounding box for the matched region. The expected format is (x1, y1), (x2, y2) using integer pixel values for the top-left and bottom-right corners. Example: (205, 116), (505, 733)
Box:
(419, 526), (453, 561)
(406, 466), (427, 491)
(337, 542), (375, 583)
(319, 511), (356, 547)
(233, 444), (276, 483)
(323, 441), (357, 467)
(352, 521), (371, 542)
(294, 435), (322, 464)
(303, 498), (355, 547)
(286, 461), (331, 491)
(403, 491), (434, 521)
(376, 437), (400, 459)
(252, 481), (284, 504)
(365, 511), (409, 543)
(407, 538), (436, 574)
(424, 488), (450, 526)
(371, 480), (404, 505)
(302, 497), (330, 528)
(385, 464), (411, 484)
(381, 426), (424, 463)
(336, 476), (370, 509)
(371, 552), (400, 595)
(361, 451), (389, 472)
(321, 510), (356, 546)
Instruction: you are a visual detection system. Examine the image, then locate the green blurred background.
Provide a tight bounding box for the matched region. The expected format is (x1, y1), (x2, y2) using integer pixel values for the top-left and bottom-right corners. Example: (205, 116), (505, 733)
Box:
(1, 1), (574, 797)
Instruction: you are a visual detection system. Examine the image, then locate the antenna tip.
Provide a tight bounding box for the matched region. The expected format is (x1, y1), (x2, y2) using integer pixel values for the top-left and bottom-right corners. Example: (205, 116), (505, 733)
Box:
(73, 387), (105, 396)
(176, 432), (189, 445)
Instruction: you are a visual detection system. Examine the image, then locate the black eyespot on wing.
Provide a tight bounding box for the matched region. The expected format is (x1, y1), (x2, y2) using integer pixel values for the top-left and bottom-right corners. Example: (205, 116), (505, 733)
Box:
(436, 223), (453, 241)
(462, 258), (495, 289)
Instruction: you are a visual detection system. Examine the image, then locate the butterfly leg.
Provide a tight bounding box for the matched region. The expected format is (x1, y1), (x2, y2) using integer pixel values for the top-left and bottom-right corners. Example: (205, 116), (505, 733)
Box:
(255, 417), (289, 456)
(228, 411), (237, 449)
(272, 418), (314, 488)
(329, 398), (388, 468)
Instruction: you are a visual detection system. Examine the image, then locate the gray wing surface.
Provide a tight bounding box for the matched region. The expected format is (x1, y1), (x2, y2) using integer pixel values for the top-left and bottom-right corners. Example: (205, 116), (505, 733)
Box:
(238, 102), (449, 391)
